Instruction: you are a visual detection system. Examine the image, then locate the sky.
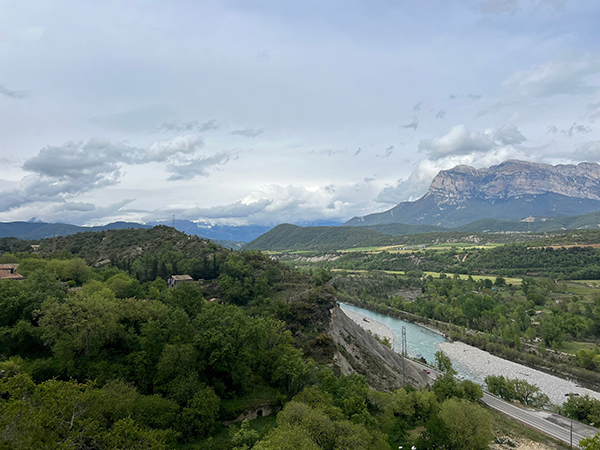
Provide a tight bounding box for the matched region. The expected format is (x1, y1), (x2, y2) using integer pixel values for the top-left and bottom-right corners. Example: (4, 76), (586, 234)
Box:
(1, 0), (600, 226)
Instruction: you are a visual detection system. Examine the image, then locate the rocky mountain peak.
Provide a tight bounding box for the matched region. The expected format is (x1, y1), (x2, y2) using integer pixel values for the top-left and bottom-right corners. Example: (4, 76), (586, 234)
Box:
(428, 160), (600, 203)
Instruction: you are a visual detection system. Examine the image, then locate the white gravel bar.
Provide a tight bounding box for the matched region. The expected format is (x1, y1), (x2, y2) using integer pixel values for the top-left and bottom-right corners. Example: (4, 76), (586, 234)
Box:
(340, 306), (395, 344)
(439, 341), (600, 405)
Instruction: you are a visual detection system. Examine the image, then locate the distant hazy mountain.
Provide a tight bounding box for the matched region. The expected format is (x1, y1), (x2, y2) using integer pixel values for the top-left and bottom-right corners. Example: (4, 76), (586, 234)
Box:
(0, 221), (150, 240)
(149, 219), (344, 243)
(345, 160), (600, 228)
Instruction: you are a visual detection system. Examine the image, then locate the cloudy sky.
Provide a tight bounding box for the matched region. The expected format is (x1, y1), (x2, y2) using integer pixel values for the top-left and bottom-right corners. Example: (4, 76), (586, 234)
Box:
(1, 0), (600, 226)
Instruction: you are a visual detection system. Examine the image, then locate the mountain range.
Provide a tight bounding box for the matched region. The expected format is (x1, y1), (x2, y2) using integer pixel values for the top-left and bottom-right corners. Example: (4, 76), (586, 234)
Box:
(5, 160), (600, 251)
(345, 160), (600, 228)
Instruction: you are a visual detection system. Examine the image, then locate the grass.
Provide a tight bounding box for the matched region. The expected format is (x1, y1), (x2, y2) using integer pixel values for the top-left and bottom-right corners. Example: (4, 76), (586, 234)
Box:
(561, 281), (600, 296)
(488, 407), (570, 449)
(559, 341), (600, 355)
(331, 268), (522, 285)
(338, 246), (386, 252)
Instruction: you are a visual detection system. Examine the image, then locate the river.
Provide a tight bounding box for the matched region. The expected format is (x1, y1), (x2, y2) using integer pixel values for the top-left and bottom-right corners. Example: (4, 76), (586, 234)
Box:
(339, 302), (600, 405)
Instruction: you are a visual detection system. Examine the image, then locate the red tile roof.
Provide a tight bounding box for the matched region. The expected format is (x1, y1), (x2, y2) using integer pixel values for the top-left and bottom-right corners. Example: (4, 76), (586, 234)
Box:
(0, 271), (24, 280)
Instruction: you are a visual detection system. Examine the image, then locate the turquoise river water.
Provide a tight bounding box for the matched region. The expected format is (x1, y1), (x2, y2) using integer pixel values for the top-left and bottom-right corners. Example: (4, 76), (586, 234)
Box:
(339, 302), (475, 381)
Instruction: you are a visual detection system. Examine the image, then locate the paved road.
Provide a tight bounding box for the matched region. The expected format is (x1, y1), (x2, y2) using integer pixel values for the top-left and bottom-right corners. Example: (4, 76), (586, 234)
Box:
(407, 358), (598, 448)
(482, 392), (596, 448)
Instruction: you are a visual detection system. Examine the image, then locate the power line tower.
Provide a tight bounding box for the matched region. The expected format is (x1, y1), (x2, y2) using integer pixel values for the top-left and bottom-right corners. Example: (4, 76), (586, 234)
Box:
(401, 326), (408, 387)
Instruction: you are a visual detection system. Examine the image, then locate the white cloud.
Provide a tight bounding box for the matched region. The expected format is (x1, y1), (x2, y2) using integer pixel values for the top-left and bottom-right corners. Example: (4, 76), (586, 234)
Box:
(418, 124), (526, 160)
(157, 119), (220, 133)
(504, 55), (600, 97)
(376, 146), (529, 205)
(570, 141), (600, 162)
(167, 152), (237, 181)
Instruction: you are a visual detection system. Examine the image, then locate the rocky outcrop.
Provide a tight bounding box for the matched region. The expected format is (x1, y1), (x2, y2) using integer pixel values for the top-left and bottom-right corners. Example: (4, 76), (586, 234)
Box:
(345, 160), (600, 227)
(428, 161), (600, 203)
(330, 305), (430, 392)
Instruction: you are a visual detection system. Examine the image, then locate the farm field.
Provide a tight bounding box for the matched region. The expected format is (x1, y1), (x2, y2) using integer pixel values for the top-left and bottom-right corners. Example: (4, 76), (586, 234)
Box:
(331, 268), (523, 285)
(338, 242), (504, 254)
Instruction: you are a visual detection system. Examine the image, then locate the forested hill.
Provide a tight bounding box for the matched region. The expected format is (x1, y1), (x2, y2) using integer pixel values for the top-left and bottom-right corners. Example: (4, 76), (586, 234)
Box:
(243, 223), (395, 251)
(0, 220), (151, 240)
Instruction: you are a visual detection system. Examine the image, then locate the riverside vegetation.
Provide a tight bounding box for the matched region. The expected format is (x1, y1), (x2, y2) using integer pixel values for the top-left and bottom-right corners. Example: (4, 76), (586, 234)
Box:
(0, 226), (508, 450)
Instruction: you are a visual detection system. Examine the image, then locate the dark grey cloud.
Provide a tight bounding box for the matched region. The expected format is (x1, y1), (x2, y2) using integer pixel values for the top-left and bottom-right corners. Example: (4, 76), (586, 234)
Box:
(167, 152), (237, 181)
(23, 136), (204, 180)
(173, 198), (273, 220)
(1, 136), (209, 213)
(584, 103), (600, 123)
(377, 145), (394, 158)
(325, 184), (335, 194)
(435, 110), (446, 119)
(158, 119), (220, 133)
(38, 199), (135, 224)
(587, 102), (600, 111)
(400, 116), (419, 130)
(547, 125), (558, 133)
(231, 127), (264, 138)
(0, 85), (31, 99)
(363, 177), (375, 182)
(412, 102), (422, 112)
(475, 0), (519, 15)
(449, 93), (482, 101)
(354, 147), (362, 156)
(310, 148), (346, 156)
(493, 125), (526, 145)
(562, 123), (593, 138)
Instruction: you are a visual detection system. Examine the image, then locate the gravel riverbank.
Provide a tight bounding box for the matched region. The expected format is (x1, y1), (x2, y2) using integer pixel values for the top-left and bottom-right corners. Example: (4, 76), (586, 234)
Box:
(439, 341), (600, 405)
(340, 306), (395, 345)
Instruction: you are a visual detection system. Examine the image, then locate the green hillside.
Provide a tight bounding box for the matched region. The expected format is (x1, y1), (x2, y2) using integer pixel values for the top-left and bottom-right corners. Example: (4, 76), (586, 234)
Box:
(243, 223), (395, 251)
(360, 223), (448, 235)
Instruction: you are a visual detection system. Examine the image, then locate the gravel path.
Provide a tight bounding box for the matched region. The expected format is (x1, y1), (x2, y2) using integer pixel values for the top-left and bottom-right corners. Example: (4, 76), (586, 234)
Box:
(439, 341), (600, 405)
(340, 306), (395, 344)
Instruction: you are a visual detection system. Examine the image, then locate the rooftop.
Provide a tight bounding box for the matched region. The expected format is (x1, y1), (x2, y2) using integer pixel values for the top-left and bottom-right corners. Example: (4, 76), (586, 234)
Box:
(170, 274), (193, 281)
(0, 271), (24, 280)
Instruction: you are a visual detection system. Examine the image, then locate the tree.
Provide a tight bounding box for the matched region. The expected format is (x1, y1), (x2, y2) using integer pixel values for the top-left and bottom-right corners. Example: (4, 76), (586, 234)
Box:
(580, 433), (600, 450)
(509, 378), (550, 408)
(434, 350), (457, 375)
(179, 385), (220, 438)
(254, 425), (320, 450)
(438, 398), (493, 450)
(230, 419), (259, 450)
(485, 375), (512, 401)
(485, 375), (549, 408)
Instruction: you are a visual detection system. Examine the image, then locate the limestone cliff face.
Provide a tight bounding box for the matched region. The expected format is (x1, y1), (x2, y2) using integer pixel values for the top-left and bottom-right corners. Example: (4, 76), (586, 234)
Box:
(344, 160), (600, 227)
(428, 160), (600, 204)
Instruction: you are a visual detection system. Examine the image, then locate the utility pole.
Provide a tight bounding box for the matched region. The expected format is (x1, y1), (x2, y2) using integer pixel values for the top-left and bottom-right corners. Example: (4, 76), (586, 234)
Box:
(401, 326), (408, 387)
(172, 214), (175, 229)
(570, 419), (573, 448)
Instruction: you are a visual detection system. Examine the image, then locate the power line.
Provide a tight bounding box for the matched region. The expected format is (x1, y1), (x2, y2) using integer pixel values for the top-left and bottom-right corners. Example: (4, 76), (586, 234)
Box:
(401, 326), (407, 387)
